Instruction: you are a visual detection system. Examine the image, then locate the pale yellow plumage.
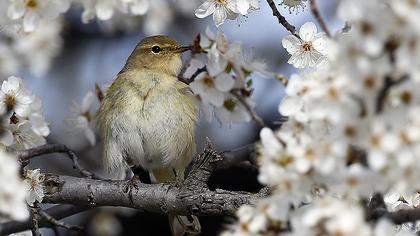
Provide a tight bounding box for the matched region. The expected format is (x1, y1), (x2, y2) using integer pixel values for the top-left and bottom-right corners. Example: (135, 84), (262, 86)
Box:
(97, 35), (200, 235)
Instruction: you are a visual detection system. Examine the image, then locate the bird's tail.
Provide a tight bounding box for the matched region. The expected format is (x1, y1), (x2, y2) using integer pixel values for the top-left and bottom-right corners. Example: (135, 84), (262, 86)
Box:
(152, 168), (201, 236)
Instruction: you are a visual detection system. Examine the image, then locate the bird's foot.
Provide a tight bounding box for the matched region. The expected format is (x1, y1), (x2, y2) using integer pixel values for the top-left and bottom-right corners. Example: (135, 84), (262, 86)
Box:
(172, 169), (184, 187)
(123, 175), (141, 193)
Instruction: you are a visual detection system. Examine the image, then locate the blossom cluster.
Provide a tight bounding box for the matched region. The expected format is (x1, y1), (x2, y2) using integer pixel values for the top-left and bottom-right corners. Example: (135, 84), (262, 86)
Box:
(186, 28), (273, 124)
(0, 76), (49, 151)
(195, 0), (259, 27)
(224, 0), (420, 235)
(0, 76), (48, 222)
(0, 157), (46, 222)
(0, 151), (29, 222)
(67, 90), (99, 146)
(0, 0), (262, 79)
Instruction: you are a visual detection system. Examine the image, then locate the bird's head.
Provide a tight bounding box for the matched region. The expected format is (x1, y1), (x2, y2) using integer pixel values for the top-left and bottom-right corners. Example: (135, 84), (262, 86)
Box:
(124, 35), (190, 76)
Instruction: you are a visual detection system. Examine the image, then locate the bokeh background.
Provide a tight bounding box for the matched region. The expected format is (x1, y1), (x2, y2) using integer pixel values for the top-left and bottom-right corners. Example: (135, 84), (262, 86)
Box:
(4, 1), (339, 235)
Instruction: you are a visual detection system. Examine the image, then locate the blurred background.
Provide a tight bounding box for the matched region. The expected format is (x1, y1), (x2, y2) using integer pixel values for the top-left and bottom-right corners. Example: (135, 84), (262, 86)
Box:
(0, 0), (339, 235)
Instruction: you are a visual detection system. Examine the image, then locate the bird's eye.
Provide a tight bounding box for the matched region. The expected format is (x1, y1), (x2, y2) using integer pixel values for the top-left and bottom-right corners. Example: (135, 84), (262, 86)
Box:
(151, 46), (162, 53)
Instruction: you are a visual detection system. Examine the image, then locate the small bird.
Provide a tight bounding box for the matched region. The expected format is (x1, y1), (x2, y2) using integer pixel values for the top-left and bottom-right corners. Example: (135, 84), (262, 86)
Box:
(97, 35), (200, 235)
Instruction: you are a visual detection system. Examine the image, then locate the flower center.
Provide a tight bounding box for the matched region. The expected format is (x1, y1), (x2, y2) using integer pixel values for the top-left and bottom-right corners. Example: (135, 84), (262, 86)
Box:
(360, 21), (374, 35)
(26, 0), (38, 8)
(10, 114), (19, 124)
(5, 95), (16, 111)
(203, 75), (214, 87)
(223, 99), (236, 111)
(216, 0), (226, 4)
(364, 76), (376, 89)
(82, 111), (92, 122)
(400, 91), (412, 104)
(302, 42), (312, 52)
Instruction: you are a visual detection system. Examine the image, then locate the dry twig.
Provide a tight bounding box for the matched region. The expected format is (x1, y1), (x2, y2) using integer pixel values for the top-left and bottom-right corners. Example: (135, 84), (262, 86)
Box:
(231, 89), (267, 127)
(18, 144), (105, 180)
(309, 0), (331, 37)
(265, 0), (300, 38)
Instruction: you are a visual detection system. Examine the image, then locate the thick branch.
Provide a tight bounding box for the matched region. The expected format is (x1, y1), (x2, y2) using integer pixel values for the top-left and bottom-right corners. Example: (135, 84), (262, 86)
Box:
(265, 0), (300, 38)
(40, 174), (263, 217)
(3, 140), (266, 235)
(39, 140), (264, 216)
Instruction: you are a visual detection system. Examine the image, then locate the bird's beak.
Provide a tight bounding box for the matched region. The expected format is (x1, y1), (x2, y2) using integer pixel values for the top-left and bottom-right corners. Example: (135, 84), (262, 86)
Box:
(175, 46), (191, 53)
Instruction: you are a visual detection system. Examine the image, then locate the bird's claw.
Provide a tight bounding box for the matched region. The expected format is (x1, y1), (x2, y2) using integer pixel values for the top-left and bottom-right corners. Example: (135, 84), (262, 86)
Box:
(123, 175), (141, 193)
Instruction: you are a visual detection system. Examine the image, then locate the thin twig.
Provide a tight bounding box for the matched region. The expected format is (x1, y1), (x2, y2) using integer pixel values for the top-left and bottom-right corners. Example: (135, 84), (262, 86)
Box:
(219, 142), (258, 170)
(309, 0), (331, 37)
(95, 83), (104, 102)
(265, 0), (300, 38)
(38, 209), (84, 232)
(30, 206), (41, 236)
(179, 66), (207, 84)
(366, 193), (420, 225)
(231, 90), (267, 127)
(0, 205), (90, 235)
(18, 144), (105, 180)
(376, 75), (408, 113)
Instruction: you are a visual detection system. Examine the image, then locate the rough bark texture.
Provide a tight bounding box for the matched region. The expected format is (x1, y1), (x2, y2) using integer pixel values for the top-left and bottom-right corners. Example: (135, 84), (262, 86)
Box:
(0, 140), (268, 235)
(41, 174), (263, 216)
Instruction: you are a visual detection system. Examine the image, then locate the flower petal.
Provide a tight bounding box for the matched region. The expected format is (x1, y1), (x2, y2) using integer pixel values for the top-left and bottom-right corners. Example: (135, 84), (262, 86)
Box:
(81, 91), (95, 113)
(282, 35), (301, 55)
(7, 0), (26, 20)
(299, 22), (318, 42)
(130, 0), (149, 15)
(96, 0), (114, 20)
(236, 0), (250, 15)
(212, 6), (227, 27)
(214, 73), (234, 92)
(22, 11), (40, 32)
(195, 1), (216, 18)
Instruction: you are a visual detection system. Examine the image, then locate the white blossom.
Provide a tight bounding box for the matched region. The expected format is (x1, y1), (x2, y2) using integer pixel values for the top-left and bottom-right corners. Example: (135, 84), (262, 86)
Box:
(12, 19), (63, 76)
(68, 91), (97, 146)
(80, 0), (150, 23)
(215, 96), (251, 124)
(23, 168), (45, 206)
(236, 0), (259, 15)
(6, 0), (70, 32)
(0, 76), (33, 117)
(195, 0), (239, 27)
(282, 22), (328, 68)
(0, 76), (49, 150)
(280, 0), (307, 13)
(9, 120), (47, 150)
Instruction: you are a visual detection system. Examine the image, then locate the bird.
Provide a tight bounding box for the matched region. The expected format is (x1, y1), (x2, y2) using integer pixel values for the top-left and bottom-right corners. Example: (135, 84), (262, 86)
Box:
(97, 35), (200, 236)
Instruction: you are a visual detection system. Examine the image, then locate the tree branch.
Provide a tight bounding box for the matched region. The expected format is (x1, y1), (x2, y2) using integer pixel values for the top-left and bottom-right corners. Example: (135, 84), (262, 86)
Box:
(38, 209), (84, 232)
(309, 0), (331, 37)
(30, 207), (41, 236)
(366, 193), (420, 225)
(2, 140), (268, 235)
(39, 140), (266, 216)
(375, 75), (408, 113)
(179, 66), (207, 84)
(265, 0), (300, 38)
(18, 144), (105, 180)
(0, 205), (90, 235)
(231, 90), (267, 127)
